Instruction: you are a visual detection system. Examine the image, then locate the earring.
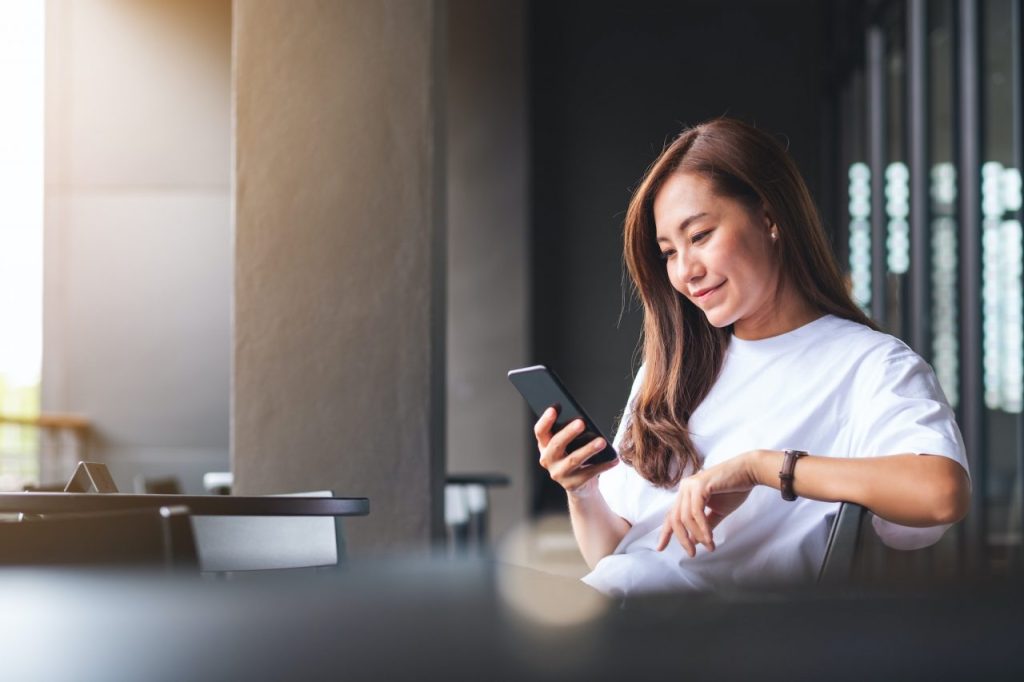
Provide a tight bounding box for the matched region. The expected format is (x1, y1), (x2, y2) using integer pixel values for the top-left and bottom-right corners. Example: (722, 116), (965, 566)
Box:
(770, 229), (779, 241)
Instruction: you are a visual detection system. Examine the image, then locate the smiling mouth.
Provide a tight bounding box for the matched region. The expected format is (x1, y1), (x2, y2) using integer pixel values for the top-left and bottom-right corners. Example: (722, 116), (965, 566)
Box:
(693, 283), (724, 299)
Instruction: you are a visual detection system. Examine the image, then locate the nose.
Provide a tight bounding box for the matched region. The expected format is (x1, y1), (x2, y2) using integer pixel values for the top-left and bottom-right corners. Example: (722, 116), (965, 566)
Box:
(673, 247), (704, 287)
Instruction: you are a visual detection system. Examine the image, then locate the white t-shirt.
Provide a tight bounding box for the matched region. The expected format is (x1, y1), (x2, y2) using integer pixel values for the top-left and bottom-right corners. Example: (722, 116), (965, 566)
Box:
(582, 314), (970, 597)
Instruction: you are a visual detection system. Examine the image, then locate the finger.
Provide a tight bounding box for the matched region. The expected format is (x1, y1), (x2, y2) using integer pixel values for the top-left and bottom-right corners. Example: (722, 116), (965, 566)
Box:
(561, 448), (614, 485)
(548, 418), (586, 456)
(689, 490), (714, 550)
(685, 528), (699, 557)
(565, 449), (618, 482)
(542, 428), (593, 473)
(565, 437), (607, 470)
(533, 407), (558, 448)
(671, 510), (695, 558)
(656, 516), (672, 552)
(655, 493), (679, 552)
(549, 437), (608, 483)
(676, 490), (701, 557)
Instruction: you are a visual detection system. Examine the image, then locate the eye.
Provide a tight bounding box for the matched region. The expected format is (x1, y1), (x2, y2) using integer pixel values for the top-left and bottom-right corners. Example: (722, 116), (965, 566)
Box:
(658, 249), (676, 261)
(690, 229), (712, 244)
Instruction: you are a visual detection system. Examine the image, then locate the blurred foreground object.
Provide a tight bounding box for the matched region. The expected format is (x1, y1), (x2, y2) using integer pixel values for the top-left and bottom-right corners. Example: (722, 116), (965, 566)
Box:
(0, 558), (1020, 680)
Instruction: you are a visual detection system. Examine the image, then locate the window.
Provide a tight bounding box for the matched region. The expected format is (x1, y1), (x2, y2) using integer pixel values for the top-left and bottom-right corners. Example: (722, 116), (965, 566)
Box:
(0, 2), (44, 490)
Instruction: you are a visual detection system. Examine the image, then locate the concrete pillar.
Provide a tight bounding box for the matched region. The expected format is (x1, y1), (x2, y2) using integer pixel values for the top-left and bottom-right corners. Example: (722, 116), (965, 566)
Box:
(446, 0), (529, 541)
(232, 0), (446, 552)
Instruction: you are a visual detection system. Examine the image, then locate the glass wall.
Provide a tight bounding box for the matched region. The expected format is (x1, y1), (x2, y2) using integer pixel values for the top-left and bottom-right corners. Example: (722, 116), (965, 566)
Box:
(839, 0), (1024, 574)
(980, 0), (1023, 569)
(929, 0), (958, 407)
(884, 3), (910, 337)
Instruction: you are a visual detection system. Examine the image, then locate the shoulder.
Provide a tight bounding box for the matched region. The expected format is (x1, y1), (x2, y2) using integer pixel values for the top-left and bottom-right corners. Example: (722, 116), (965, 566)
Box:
(814, 315), (922, 370)
(817, 318), (952, 408)
(795, 316), (946, 405)
(632, 363), (647, 389)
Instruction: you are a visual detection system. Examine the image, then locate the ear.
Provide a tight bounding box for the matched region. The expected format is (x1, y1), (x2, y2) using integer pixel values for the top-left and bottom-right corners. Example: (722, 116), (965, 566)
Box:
(764, 210), (780, 243)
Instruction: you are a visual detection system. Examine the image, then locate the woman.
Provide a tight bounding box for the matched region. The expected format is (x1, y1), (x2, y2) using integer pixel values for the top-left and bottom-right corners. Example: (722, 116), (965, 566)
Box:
(535, 118), (971, 596)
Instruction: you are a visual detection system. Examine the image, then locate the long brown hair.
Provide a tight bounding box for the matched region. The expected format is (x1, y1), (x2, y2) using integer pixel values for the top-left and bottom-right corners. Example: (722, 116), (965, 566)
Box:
(620, 118), (876, 488)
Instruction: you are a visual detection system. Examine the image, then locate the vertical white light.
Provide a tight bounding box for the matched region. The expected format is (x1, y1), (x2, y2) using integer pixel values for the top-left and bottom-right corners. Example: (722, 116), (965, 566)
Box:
(931, 162), (958, 407)
(1000, 218), (1023, 412)
(849, 162), (872, 311)
(885, 162), (910, 273)
(979, 162), (1023, 413)
(1000, 167), (1023, 413)
(0, 4), (44, 387)
(0, 2), (44, 487)
(982, 162), (1004, 409)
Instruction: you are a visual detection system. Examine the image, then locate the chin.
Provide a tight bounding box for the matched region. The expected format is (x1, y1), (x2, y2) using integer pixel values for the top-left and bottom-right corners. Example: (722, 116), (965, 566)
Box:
(702, 309), (737, 328)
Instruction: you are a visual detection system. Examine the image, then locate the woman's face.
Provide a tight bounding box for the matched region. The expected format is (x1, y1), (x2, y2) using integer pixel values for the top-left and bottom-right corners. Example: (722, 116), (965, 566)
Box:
(653, 171), (780, 334)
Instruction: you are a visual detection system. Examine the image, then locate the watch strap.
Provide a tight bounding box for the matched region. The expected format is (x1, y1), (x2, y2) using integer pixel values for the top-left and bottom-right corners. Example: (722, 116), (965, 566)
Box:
(779, 449), (807, 501)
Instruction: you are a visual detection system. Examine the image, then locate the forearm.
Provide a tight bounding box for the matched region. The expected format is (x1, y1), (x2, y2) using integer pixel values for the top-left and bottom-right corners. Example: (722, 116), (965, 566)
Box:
(749, 450), (970, 527)
(566, 488), (631, 569)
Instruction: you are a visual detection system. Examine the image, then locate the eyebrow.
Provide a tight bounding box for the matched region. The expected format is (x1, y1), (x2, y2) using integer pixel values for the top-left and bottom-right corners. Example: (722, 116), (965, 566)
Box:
(656, 212), (709, 243)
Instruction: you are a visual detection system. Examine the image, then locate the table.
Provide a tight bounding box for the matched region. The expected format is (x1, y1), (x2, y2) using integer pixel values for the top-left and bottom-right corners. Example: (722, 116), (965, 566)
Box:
(0, 492), (369, 517)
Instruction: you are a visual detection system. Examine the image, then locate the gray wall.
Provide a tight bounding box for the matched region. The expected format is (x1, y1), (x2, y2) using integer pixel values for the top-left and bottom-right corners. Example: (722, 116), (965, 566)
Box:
(446, 0), (530, 540)
(232, 0), (446, 552)
(43, 0), (232, 493)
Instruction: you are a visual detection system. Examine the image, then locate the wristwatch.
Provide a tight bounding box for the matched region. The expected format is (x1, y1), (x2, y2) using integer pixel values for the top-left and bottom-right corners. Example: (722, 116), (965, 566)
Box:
(779, 449), (807, 501)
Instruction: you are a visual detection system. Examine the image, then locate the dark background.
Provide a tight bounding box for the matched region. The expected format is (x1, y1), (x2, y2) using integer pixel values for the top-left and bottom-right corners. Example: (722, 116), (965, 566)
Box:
(528, 0), (833, 510)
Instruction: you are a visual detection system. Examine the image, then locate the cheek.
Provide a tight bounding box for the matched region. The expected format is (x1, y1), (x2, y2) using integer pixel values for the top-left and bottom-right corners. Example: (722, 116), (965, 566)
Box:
(723, 241), (769, 286)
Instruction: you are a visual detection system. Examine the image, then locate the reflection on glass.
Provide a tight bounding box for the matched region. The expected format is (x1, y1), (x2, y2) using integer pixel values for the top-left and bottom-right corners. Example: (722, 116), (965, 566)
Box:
(849, 162), (872, 310)
(982, 0), (1020, 550)
(884, 5), (907, 336)
(931, 163), (958, 406)
(929, 0), (957, 405)
(885, 162), (910, 274)
(981, 162), (1023, 412)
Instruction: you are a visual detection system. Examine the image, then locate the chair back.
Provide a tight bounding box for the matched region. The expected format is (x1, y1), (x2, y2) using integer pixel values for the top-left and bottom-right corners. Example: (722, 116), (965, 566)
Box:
(191, 490), (341, 572)
(818, 502), (867, 585)
(818, 502), (961, 587)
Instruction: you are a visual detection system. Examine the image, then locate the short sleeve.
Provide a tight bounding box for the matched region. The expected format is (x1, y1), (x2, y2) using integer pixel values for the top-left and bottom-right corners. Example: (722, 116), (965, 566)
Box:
(849, 345), (970, 549)
(597, 365), (646, 524)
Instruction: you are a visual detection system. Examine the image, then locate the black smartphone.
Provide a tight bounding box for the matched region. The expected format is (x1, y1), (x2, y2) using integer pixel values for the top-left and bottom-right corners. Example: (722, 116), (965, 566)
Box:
(507, 365), (617, 466)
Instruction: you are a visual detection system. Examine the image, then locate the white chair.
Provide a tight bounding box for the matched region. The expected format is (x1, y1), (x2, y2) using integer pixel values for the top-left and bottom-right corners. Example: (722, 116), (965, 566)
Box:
(191, 490), (343, 572)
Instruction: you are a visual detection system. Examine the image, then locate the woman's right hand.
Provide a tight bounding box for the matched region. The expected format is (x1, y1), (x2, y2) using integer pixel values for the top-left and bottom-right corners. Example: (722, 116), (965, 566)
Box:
(535, 407), (618, 497)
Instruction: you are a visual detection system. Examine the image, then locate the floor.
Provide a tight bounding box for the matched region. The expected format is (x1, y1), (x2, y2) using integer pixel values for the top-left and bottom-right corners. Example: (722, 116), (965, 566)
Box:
(494, 512), (590, 580)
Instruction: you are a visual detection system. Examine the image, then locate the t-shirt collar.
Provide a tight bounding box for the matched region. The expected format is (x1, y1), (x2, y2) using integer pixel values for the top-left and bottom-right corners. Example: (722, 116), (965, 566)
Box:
(728, 313), (835, 355)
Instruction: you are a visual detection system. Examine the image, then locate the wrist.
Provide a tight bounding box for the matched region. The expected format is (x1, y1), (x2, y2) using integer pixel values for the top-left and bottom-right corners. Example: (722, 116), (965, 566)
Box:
(748, 449), (785, 488)
(566, 478), (601, 503)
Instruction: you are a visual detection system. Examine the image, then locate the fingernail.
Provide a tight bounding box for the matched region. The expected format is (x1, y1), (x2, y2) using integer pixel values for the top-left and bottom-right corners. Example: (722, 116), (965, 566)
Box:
(591, 438), (604, 449)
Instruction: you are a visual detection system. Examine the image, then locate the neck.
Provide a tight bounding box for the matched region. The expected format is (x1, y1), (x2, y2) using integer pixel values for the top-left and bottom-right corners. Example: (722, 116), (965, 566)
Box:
(732, 288), (821, 341)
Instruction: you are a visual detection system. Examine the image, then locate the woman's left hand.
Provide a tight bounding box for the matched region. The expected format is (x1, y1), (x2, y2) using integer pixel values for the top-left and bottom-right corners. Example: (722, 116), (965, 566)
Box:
(656, 450), (763, 556)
